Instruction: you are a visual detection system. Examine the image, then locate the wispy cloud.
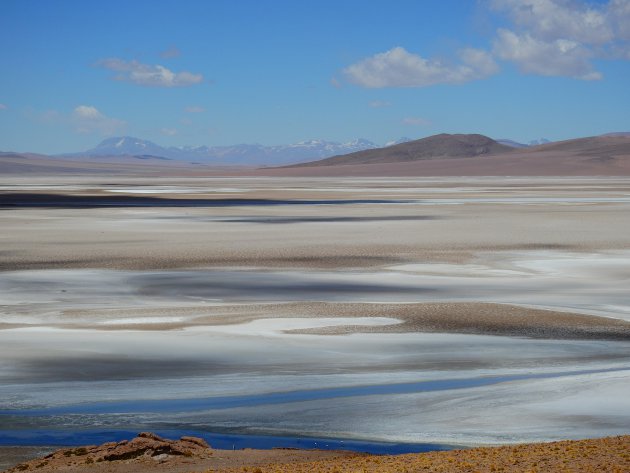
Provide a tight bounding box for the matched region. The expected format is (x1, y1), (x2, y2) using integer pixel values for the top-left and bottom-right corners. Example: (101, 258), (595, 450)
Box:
(160, 46), (181, 59)
(369, 100), (391, 108)
(402, 117), (431, 126)
(343, 46), (498, 88)
(160, 127), (178, 136)
(72, 105), (125, 134)
(37, 109), (62, 123)
(184, 105), (205, 113)
(97, 58), (203, 87)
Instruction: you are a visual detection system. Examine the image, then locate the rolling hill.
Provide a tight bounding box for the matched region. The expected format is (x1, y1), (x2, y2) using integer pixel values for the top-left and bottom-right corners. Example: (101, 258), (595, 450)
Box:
(289, 134), (515, 167)
(262, 134), (630, 177)
(3, 133), (630, 176)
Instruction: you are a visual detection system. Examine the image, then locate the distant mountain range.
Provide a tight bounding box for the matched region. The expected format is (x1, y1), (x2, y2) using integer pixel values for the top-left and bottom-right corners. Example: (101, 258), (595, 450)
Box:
(4, 132), (630, 176)
(61, 136), (392, 166)
(497, 138), (551, 148)
(59, 135), (557, 166)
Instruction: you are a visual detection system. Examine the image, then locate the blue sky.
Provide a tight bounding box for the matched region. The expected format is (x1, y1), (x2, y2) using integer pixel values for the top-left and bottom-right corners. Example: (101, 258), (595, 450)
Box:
(1, 0), (629, 153)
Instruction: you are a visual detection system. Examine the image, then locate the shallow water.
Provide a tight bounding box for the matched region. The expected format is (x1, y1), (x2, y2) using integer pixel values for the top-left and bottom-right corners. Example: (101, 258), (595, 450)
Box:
(4, 367), (626, 416)
(0, 429), (452, 454)
(1, 323), (629, 445)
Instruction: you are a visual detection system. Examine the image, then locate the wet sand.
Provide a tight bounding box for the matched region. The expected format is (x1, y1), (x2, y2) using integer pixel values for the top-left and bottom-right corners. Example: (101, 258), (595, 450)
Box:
(2, 302), (629, 341)
(2, 176), (630, 271)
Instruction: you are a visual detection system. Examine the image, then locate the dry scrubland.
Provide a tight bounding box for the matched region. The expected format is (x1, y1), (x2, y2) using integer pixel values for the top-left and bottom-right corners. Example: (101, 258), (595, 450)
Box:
(215, 436), (630, 473)
(5, 435), (629, 473)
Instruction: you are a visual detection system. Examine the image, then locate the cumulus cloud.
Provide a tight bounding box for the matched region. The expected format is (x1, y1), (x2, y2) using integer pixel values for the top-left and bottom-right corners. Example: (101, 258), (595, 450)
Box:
(490, 0), (630, 79)
(72, 105), (125, 134)
(402, 117), (431, 126)
(97, 58), (203, 87)
(341, 1), (627, 85)
(609, 0), (630, 41)
(344, 46), (499, 88)
(490, 0), (613, 44)
(184, 105), (205, 113)
(493, 28), (602, 79)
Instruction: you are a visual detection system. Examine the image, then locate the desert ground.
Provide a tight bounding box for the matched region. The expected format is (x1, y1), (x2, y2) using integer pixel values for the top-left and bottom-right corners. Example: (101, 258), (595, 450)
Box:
(1, 175), (630, 470)
(4, 433), (629, 472)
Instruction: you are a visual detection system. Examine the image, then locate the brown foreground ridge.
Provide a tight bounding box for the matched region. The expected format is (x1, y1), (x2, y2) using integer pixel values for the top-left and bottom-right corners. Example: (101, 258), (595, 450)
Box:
(4, 434), (629, 473)
(3, 432), (216, 471)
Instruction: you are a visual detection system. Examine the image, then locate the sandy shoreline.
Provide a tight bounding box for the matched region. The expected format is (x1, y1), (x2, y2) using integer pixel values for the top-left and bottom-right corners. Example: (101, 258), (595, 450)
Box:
(2, 302), (629, 341)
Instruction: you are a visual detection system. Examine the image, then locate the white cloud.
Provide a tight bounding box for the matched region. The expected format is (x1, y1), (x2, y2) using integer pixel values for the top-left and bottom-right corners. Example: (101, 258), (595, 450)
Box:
(184, 105), (205, 113)
(160, 127), (178, 136)
(402, 117), (431, 126)
(490, 0), (630, 79)
(0, 103), (7, 110)
(369, 100), (391, 108)
(97, 58), (203, 87)
(72, 105), (125, 134)
(490, 0), (613, 45)
(343, 46), (498, 88)
(73, 105), (101, 120)
(340, 1), (626, 86)
(609, 0), (630, 41)
(493, 28), (602, 79)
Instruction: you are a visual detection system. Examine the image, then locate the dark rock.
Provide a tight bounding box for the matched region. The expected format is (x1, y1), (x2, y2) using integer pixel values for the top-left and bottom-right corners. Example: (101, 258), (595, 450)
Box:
(137, 432), (166, 442)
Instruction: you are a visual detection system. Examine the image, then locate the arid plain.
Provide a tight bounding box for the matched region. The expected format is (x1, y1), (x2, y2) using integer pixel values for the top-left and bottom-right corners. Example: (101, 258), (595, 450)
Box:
(1, 175), (630, 471)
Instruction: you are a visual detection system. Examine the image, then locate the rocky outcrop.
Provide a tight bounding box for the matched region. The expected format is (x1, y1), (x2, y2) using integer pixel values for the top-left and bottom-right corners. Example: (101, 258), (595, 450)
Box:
(7, 432), (212, 471)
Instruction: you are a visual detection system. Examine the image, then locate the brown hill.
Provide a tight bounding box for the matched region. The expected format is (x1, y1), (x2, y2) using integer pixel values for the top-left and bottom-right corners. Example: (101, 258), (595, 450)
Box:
(260, 134), (630, 177)
(525, 134), (630, 158)
(289, 133), (515, 167)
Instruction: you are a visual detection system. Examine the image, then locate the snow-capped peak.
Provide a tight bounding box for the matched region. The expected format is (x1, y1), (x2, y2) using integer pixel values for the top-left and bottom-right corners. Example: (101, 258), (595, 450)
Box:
(384, 137), (413, 147)
(77, 135), (382, 165)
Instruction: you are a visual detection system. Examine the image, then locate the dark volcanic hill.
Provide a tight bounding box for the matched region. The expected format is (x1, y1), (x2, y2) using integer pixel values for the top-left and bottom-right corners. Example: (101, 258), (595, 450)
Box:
(290, 133), (515, 167)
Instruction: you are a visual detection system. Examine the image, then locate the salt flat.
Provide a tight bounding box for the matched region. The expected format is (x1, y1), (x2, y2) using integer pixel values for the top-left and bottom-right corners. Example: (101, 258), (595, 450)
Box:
(1, 176), (629, 448)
